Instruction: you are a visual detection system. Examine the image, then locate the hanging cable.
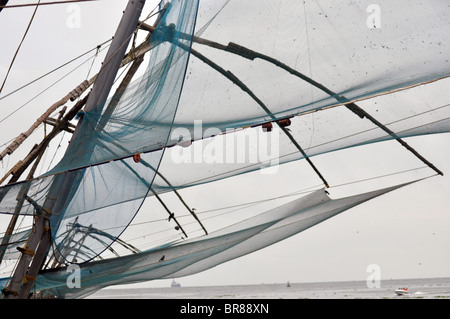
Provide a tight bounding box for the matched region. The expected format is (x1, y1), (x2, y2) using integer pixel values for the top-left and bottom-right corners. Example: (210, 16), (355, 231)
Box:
(0, 38), (111, 102)
(0, 0), (41, 95)
(0, 43), (110, 124)
(85, 45), (101, 82)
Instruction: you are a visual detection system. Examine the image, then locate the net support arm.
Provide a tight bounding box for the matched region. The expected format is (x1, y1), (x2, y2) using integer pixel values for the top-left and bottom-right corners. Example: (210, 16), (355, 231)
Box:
(138, 20), (442, 178)
(186, 45), (331, 188)
(344, 102), (443, 176)
(116, 155), (189, 239)
(94, 134), (209, 236)
(190, 37), (443, 177)
(3, 0), (147, 299)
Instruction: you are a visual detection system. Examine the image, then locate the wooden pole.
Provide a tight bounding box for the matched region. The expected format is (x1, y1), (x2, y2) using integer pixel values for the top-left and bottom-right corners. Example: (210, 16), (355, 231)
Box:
(193, 37), (444, 177)
(0, 79), (93, 162)
(138, 22), (330, 188)
(140, 21), (443, 177)
(0, 0), (9, 12)
(2, 0), (146, 299)
(0, 147), (45, 265)
(187, 45), (331, 188)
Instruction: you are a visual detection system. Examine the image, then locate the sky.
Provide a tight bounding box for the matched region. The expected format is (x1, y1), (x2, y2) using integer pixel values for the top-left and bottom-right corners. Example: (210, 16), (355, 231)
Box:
(0, 0), (449, 291)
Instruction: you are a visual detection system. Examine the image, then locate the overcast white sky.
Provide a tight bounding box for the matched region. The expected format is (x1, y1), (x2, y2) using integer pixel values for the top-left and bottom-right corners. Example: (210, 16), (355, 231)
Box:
(0, 0), (449, 290)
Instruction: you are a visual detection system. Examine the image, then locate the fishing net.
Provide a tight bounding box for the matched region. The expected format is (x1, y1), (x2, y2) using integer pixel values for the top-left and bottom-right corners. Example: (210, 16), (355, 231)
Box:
(1, 0), (200, 263)
(34, 184), (405, 298)
(152, 0), (450, 192)
(0, 0), (450, 288)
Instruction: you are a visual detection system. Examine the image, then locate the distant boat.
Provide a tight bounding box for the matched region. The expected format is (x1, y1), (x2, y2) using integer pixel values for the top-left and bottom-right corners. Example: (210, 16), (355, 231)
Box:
(394, 288), (409, 296)
(287, 281), (291, 288)
(171, 280), (181, 288)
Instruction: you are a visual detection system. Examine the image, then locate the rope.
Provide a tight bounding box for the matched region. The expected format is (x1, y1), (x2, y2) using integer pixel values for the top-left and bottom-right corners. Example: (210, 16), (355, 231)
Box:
(85, 45), (101, 83)
(128, 166), (431, 229)
(0, 0), (41, 95)
(0, 38), (111, 102)
(329, 166), (433, 189)
(0, 43), (110, 125)
(100, 166), (433, 257)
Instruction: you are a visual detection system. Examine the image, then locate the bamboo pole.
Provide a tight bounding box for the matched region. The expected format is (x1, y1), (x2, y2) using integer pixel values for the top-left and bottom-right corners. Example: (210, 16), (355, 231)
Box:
(3, 95), (88, 186)
(0, 78), (93, 162)
(0, 27), (154, 165)
(139, 21), (443, 177)
(2, 0), (146, 299)
(0, 148), (45, 265)
(0, 31), (154, 186)
(137, 22), (329, 188)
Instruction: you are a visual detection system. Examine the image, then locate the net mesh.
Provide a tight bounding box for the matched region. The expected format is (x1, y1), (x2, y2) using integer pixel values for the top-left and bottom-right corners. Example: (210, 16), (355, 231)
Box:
(33, 184), (406, 299)
(1, 0), (199, 263)
(0, 0), (449, 294)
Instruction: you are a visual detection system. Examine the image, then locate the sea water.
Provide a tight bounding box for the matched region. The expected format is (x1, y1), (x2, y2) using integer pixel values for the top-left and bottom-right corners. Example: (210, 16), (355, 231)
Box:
(87, 277), (450, 299)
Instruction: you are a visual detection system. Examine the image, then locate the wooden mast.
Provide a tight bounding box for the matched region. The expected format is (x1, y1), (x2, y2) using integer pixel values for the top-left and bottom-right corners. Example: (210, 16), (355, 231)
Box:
(2, 0), (146, 299)
(0, 1), (9, 13)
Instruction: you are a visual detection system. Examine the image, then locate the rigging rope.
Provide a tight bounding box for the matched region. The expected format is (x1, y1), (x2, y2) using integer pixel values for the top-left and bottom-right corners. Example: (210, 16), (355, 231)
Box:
(0, 39), (111, 103)
(0, 0), (41, 96)
(0, 42), (111, 124)
(182, 27), (445, 177)
(103, 165), (431, 252)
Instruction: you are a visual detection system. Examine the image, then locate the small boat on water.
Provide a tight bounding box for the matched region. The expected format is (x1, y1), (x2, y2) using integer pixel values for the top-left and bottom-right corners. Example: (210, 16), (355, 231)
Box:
(394, 288), (409, 296)
(171, 280), (181, 288)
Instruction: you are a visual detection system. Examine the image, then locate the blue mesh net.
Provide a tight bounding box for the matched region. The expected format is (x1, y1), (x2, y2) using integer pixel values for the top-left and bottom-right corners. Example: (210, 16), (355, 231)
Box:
(0, 0), (200, 264)
(0, 0), (450, 297)
(29, 184), (408, 298)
